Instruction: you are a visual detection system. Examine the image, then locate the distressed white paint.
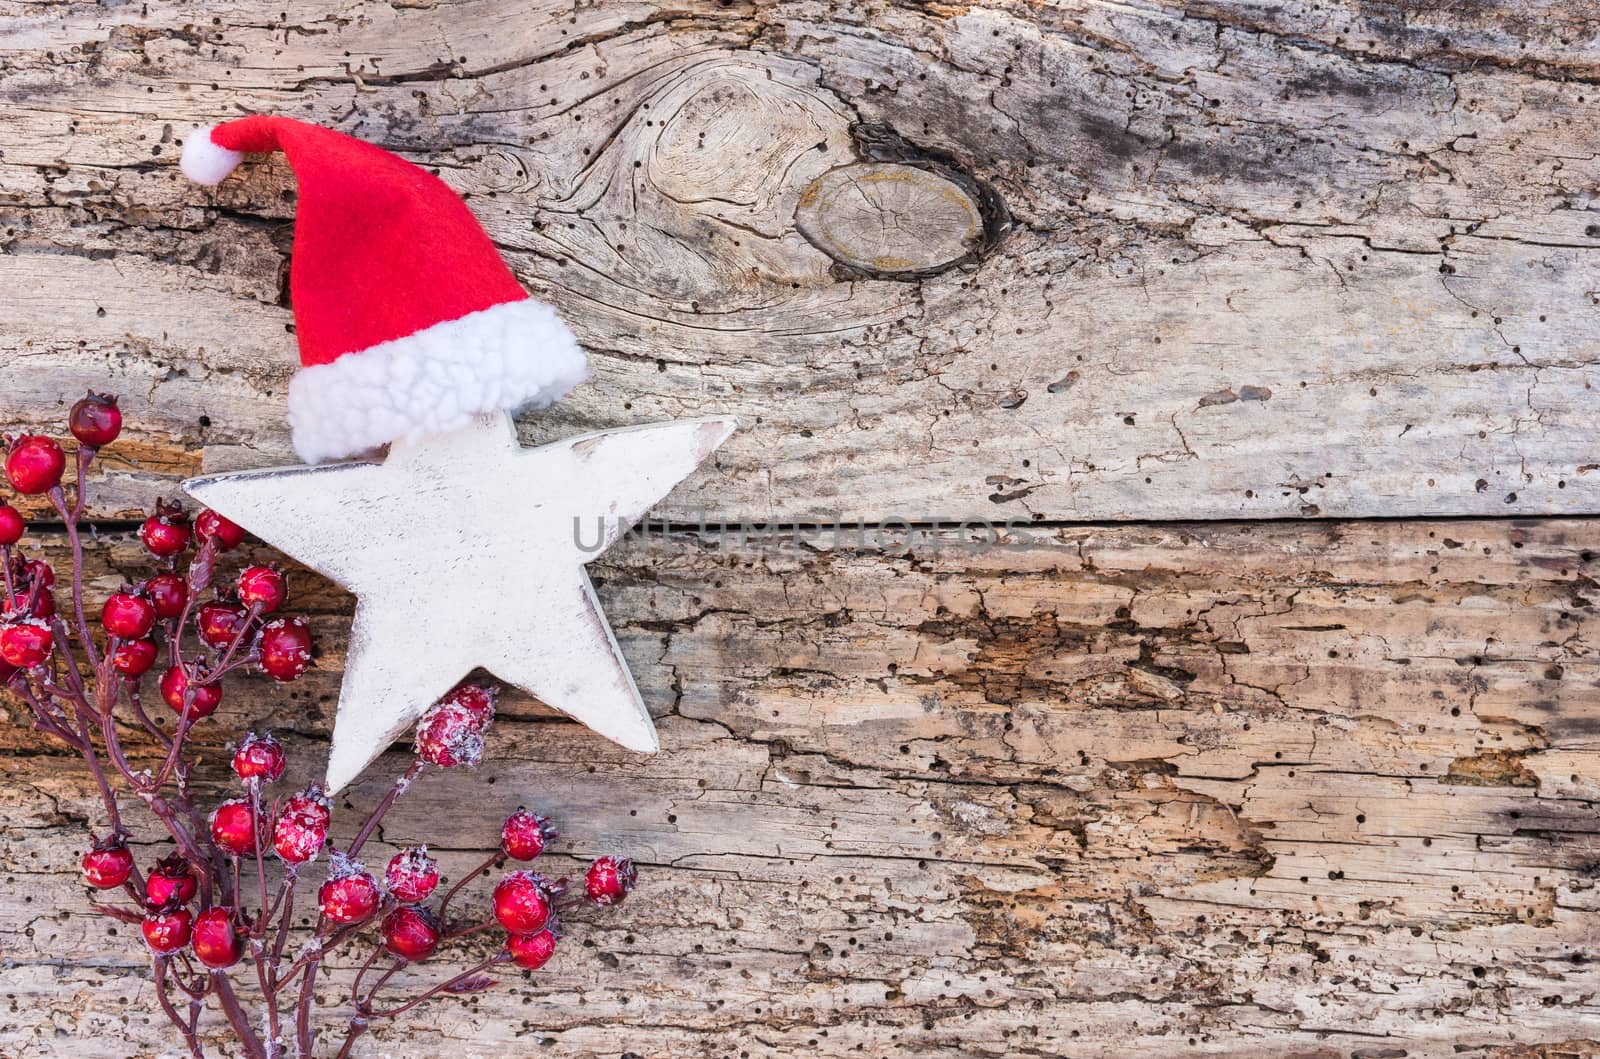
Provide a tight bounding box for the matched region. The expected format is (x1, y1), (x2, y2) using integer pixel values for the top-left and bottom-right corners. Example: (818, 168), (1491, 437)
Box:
(184, 412), (736, 793)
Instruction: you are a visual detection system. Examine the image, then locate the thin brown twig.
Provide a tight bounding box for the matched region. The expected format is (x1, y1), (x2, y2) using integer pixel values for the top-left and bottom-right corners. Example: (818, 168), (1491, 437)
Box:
(333, 1017), (368, 1059)
(47, 485), (98, 673)
(349, 945), (386, 1008)
(358, 960), (405, 1009)
(362, 953), (512, 1021)
(437, 850), (504, 919)
(0, 542), (16, 609)
(347, 759), (425, 857)
(211, 971), (268, 1059)
(123, 679), (173, 750)
(154, 957), (206, 1059)
(271, 920), (370, 996)
(441, 919), (499, 942)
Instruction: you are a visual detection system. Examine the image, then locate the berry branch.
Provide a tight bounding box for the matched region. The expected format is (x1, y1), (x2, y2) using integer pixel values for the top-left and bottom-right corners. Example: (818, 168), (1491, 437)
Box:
(0, 396), (639, 1056)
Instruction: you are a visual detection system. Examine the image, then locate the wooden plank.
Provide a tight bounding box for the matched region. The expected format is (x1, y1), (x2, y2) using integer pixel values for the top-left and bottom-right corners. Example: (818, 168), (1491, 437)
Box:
(1, 517), (1596, 1056)
(2, 1), (1599, 521)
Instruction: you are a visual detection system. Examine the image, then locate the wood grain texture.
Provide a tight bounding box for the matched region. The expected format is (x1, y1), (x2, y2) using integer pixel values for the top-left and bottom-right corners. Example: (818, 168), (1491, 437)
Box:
(1, 519), (1598, 1057)
(5, 0), (1600, 1056)
(3, 0), (1600, 521)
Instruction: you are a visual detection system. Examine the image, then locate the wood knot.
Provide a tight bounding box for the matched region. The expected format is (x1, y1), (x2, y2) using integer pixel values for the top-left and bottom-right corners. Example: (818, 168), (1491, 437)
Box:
(795, 162), (999, 279)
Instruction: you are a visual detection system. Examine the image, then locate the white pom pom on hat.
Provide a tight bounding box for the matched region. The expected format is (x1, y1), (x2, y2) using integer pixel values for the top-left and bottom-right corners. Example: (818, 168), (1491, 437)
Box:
(179, 125), (245, 186)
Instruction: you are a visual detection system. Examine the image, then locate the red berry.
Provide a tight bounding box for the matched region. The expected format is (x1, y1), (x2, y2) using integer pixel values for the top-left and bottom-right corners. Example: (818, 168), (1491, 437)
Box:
(5, 436), (65, 495)
(111, 638), (159, 678)
(0, 619), (54, 668)
(195, 509), (246, 551)
(160, 666), (222, 719)
(285, 786), (331, 830)
(493, 871), (552, 935)
(81, 839), (134, 889)
(384, 847), (439, 904)
(258, 616), (312, 682)
(236, 566), (285, 613)
(145, 855), (198, 908)
(0, 504), (24, 546)
(380, 906), (440, 962)
(506, 928), (558, 970)
(441, 683), (497, 730)
(232, 733), (286, 783)
(584, 856), (637, 907)
(101, 591), (156, 640)
(501, 809), (557, 861)
(319, 859), (381, 925)
(191, 907), (244, 969)
(139, 510), (192, 558)
(197, 601), (247, 649)
(142, 907), (193, 955)
(143, 574), (188, 620)
(68, 393), (122, 449)
(414, 701), (484, 768)
(274, 825), (328, 865)
(273, 788), (330, 865)
(209, 798), (258, 856)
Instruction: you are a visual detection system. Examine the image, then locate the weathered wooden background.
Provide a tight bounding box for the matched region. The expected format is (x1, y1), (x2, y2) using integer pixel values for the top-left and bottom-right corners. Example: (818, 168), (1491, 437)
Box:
(3, 0), (1599, 1056)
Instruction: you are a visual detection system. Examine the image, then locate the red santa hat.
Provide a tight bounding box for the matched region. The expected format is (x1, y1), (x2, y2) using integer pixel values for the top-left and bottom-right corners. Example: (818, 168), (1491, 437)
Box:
(179, 116), (588, 465)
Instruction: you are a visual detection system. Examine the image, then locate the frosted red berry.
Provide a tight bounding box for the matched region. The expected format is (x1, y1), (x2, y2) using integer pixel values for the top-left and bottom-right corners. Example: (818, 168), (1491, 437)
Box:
(285, 786), (331, 830)
(191, 907), (244, 969)
(101, 591), (156, 640)
(441, 683), (497, 730)
(111, 638), (159, 678)
(414, 701), (484, 768)
(259, 616), (312, 682)
(5, 435), (66, 495)
(143, 574), (188, 620)
(493, 871), (552, 935)
(384, 847), (439, 904)
(197, 601), (247, 649)
(274, 788), (331, 864)
(161, 666), (223, 719)
(210, 798), (258, 856)
(319, 860), (381, 925)
(501, 809), (557, 861)
(194, 509), (245, 551)
(506, 928), (558, 970)
(81, 839), (134, 890)
(0, 504), (24, 546)
(0, 619), (54, 668)
(139, 509), (192, 558)
(274, 832), (321, 877)
(381, 906), (440, 962)
(68, 393), (122, 449)
(145, 855), (198, 908)
(232, 733), (286, 783)
(142, 907), (193, 955)
(584, 857), (637, 907)
(236, 566), (285, 613)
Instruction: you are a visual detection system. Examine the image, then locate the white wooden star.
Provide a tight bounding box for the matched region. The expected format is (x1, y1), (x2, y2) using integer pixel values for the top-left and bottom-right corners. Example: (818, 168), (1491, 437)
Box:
(183, 412), (736, 793)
